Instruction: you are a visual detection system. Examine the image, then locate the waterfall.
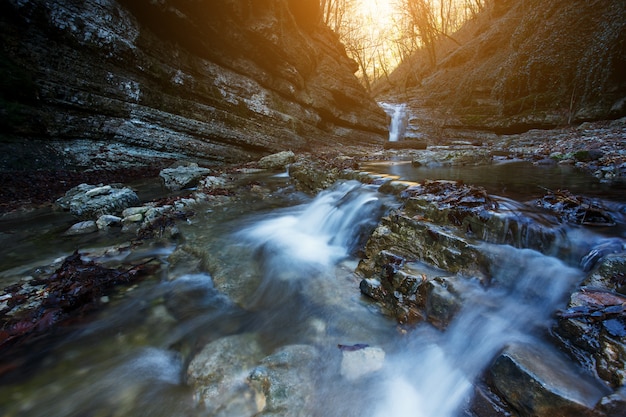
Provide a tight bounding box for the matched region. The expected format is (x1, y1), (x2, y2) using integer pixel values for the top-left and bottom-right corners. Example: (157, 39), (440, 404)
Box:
(380, 102), (408, 142)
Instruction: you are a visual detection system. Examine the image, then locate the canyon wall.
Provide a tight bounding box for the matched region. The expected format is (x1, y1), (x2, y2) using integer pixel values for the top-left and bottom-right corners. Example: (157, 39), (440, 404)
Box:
(380, 0), (626, 133)
(0, 0), (387, 171)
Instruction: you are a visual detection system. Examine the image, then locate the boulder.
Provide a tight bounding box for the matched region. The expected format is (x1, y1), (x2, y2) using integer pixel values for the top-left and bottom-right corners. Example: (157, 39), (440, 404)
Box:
(96, 214), (122, 229)
(248, 344), (319, 417)
(258, 151), (296, 170)
(488, 343), (608, 417)
(56, 183), (140, 219)
(159, 163), (211, 191)
(186, 333), (265, 416)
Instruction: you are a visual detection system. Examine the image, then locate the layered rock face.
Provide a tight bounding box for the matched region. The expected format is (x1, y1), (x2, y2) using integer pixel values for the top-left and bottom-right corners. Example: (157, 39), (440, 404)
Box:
(383, 0), (626, 133)
(0, 0), (387, 171)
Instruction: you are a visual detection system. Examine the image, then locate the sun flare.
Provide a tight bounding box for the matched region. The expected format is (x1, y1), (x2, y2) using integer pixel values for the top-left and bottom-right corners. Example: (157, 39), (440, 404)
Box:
(354, 0), (397, 31)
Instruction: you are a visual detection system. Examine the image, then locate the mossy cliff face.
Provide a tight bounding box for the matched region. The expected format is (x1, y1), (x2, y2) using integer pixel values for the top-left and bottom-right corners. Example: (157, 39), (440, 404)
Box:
(0, 0), (386, 171)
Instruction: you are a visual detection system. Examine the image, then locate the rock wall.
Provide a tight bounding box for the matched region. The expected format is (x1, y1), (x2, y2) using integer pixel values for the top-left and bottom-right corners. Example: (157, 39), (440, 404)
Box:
(0, 0), (387, 171)
(382, 0), (626, 133)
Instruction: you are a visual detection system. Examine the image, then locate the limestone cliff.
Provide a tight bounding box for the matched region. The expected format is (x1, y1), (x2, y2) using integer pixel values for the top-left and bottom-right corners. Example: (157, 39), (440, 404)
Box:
(0, 0), (387, 171)
(379, 0), (626, 133)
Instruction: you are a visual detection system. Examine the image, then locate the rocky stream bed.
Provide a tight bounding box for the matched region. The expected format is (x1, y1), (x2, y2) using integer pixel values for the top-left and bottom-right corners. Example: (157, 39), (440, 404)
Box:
(1, 121), (626, 417)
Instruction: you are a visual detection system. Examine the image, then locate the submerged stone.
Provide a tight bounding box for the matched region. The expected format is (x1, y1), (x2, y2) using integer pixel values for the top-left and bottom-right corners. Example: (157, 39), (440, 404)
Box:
(249, 344), (319, 417)
(186, 333), (265, 415)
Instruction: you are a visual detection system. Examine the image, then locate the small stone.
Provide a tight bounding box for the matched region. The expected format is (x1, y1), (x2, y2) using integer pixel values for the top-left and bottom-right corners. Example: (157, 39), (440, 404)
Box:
(123, 213), (143, 223)
(96, 214), (122, 229)
(122, 206), (150, 217)
(65, 220), (98, 235)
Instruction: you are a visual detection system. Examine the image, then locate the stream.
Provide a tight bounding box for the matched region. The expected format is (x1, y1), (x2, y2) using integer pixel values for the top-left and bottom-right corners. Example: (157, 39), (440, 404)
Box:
(0, 158), (625, 416)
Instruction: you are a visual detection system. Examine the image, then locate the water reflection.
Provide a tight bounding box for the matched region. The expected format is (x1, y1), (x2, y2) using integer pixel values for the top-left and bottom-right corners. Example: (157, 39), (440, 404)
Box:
(362, 159), (623, 201)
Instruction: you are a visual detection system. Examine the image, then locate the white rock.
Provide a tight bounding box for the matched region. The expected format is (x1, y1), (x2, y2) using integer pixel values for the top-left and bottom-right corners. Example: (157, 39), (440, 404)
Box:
(340, 346), (385, 381)
(85, 185), (112, 197)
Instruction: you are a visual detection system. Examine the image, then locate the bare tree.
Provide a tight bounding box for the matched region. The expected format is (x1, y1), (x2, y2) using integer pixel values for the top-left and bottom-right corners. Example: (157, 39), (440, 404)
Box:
(321, 0), (488, 88)
(321, 0), (353, 33)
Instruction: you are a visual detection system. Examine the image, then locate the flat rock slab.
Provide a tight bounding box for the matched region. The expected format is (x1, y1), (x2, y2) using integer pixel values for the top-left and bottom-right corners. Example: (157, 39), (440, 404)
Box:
(489, 342), (609, 417)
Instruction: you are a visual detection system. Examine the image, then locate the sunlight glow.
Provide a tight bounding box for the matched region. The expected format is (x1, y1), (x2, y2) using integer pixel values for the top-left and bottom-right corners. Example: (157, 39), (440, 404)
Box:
(351, 0), (403, 81)
(354, 0), (396, 28)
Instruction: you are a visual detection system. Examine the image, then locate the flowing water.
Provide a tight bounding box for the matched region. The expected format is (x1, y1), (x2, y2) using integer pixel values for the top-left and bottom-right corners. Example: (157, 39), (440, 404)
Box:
(380, 102), (408, 142)
(0, 163), (624, 416)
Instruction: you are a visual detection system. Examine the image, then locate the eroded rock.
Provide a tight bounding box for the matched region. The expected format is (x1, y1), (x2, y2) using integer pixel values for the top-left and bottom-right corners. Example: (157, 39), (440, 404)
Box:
(56, 183), (140, 219)
(159, 163), (211, 191)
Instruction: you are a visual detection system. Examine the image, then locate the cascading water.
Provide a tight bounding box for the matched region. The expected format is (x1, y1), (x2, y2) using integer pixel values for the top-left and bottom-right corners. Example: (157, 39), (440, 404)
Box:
(2, 165), (622, 417)
(237, 180), (392, 310)
(380, 102), (408, 142)
(372, 243), (608, 417)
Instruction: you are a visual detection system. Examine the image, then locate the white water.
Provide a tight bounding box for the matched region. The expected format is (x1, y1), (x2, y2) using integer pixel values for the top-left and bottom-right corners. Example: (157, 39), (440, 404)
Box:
(3, 171), (619, 417)
(380, 102), (408, 142)
(240, 181), (387, 276)
(373, 244), (592, 417)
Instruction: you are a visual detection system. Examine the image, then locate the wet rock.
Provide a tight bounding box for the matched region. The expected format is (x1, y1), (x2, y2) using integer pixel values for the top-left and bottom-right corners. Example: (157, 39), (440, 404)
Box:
(556, 288), (626, 388)
(339, 345), (385, 381)
(598, 387), (626, 417)
(535, 189), (616, 227)
(555, 249), (626, 388)
(489, 343), (608, 417)
(423, 277), (462, 329)
(159, 163), (211, 191)
(248, 344), (319, 417)
(96, 214), (122, 229)
(64, 220), (98, 235)
(411, 149), (491, 167)
(186, 333), (265, 416)
(358, 213), (489, 280)
(288, 159), (339, 194)
(470, 383), (517, 417)
(258, 151), (296, 170)
(56, 183), (140, 219)
(581, 252), (626, 293)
